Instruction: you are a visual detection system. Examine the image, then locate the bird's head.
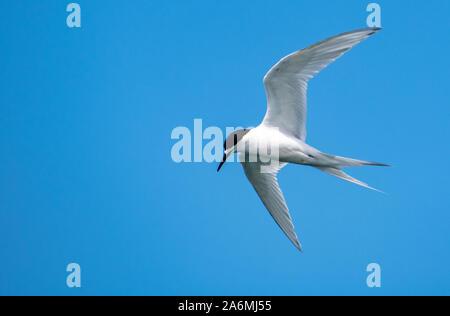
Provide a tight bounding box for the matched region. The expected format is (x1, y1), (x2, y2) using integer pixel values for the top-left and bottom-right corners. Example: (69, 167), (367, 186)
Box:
(217, 129), (251, 172)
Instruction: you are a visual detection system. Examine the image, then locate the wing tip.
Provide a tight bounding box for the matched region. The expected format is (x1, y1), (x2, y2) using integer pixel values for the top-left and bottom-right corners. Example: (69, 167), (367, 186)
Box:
(293, 240), (304, 253)
(368, 27), (382, 35)
(366, 162), (391, 167)
(347, 27), (382, 37)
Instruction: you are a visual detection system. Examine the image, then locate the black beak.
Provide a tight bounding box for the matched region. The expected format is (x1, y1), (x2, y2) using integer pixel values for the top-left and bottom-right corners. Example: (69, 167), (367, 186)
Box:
(217, 153), (227, 172)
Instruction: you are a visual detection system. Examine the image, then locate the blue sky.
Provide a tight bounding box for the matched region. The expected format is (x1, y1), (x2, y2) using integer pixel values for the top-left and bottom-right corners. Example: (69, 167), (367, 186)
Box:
(0, 1), (449, 295)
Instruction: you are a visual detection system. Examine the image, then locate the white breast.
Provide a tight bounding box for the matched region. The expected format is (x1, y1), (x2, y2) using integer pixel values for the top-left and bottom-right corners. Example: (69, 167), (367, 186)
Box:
(237, 125), (311, 164)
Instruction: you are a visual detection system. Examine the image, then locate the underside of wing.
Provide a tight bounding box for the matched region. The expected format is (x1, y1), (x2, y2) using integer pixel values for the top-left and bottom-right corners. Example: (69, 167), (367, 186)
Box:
(241, 161), (302, 252)
(262, 27), (382, 141)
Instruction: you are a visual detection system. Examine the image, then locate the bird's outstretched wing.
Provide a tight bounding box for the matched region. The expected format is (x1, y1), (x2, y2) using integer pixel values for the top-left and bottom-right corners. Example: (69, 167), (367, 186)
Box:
(262, 27), (381, 141)
(241, 161), (302, 252)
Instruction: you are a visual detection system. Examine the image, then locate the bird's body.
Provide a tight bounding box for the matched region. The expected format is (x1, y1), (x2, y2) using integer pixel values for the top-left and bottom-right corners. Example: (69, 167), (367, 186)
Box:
(239, 125), (386, 168)
(217, 27), (388, 252)
(240, 126), (328, 166)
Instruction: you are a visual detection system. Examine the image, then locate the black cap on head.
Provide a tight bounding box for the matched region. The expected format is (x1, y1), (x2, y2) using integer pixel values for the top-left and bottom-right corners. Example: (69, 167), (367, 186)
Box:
(217, 129), (251, 172)
(224, 129), (250, 150)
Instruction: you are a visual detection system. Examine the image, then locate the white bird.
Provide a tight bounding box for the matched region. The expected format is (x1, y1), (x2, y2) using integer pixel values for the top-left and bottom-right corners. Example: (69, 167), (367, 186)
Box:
(217, 28), (388, 252)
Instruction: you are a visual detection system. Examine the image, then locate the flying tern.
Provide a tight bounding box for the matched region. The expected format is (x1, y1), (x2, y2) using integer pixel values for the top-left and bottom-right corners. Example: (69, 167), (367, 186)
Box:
(217, 28), (388, 252)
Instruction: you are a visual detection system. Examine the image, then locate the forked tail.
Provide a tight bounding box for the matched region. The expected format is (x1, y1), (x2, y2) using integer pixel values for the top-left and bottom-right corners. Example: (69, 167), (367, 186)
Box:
(321, 153), (389, 168)
(317, 154), (389, 193)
